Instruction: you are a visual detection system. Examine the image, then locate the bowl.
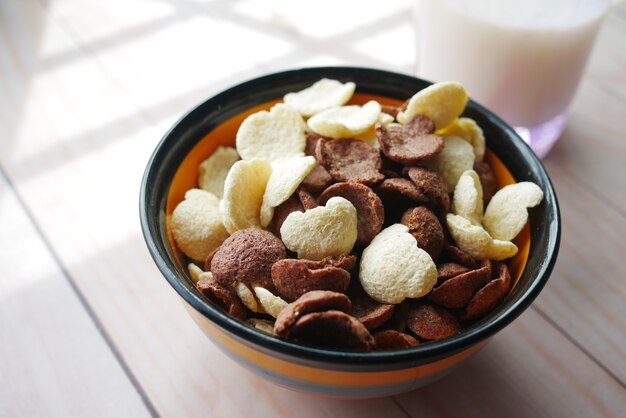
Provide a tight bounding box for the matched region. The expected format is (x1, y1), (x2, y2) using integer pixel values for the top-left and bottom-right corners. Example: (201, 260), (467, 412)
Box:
(139, 67), (560, 399)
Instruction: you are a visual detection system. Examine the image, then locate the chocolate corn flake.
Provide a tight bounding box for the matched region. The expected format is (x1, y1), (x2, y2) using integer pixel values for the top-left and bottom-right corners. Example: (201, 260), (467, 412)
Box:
(271, 259), (351, 302)
(316, 138), (384, 185)
(289, 310), (376, 351)
(436, 262), (470, 283)
(374, 330), (419, 349)
(406, 166), (450, 215)
(406, 302), (460, 341)
(274, 290), (352, 338)
(211, 228), (286, 291)
(196, 275), (247, 320)
(428, 260), (493, 309)
(349, 285), (395, 331)
(400, 206), (445, 261)
(473, 160), (497, 205)
(463, 262), (512, 322)
(376, 115), (444, 165)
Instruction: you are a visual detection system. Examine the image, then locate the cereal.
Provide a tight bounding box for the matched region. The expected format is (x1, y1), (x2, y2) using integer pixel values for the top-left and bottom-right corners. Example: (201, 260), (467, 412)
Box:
(247, 318), (275, 335)
(317, 138), (384, 185)
(203, 248), (219, 271)
(171, 189), (229, 261)
(170, 78), (533, 351)
(253, 286), (288, 318)
(302, 165), (334, 193)
(284, 78), (356, 117)
(188, 263), (205, 283)
(379, 154), (404, 178)
(376, 115), (444, 164)
(446, 214), (518, 261)
(428, 260), (493, 308)
(272, 187), (319, 236)
(259, 155), (316, 227)
(296, 187), (318, 210)
(430, 136), (475, 191)
(302, 133), (335, 193)
(197, 274), (247, 320)
(274, 290), (352, 338)
(437, 118), (485, 161)
(400, 207), (445, 259)
(280, 196), (358, 260)
(376, 178), (428, 204)
(483, 182), (544, 241)
(373, 330), (419, 349)
(380, 104), (403, 120)
(406, 166), (450, 214)
(272, 195), (303, 236)
(198, 146), (240, 198)
(406, 302), (460, 340)
(354, 111), (395, 144)
(271, 258), (351, 302)
(319, 182), (384, 247)
(442, 245), (478, 270)
(473, 161), (497, 205)
(452, 169), (484, 225)
(463, 262), (512, 321)
(302, 254), (357, 273)
(307, 100), (381, 139)
(221, 159), (271, 234)
(234, 281), (262, 313)
(397, 81), (469, 129)
(236, 103), (306, 161)
(400, 206), (445, 261)
(359, 224), (437, 304)
(287, 310), (376, 351)
(211, 228), (286, 290)
(436, 263), (470, 283)
(349, 286), (395, 330)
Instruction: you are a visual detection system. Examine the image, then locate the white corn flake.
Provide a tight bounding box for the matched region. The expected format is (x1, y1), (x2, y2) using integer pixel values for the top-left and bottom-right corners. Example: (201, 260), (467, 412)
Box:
(430, 136), (475, 191)
(307, 100), (381, 139)
(437, 117), (485, 161)
(284, 78), (356, 117)
(483, 182), (544, 241)
(355, 111), (394, 144)
(187, 263), (205, 283)
(253, 286), (288, 318)
(171, 189), (229, 261)
(236, 103), (306, 161)
(220, 159), (272, 234)
(453, 170), (484, 226)
(198, 146), (240, 198)
(259, 155), (317, 227)
(446, 214), (518, 261)
(359, 224), (437, 304)
(234, 281), (263, 313)
(280, 197), (358, 260)
(397, 81), (469, 129)
(247, 318), (275, 335)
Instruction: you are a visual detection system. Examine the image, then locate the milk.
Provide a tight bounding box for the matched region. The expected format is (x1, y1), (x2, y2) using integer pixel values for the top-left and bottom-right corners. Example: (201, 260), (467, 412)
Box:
(416, 0), (608, 127)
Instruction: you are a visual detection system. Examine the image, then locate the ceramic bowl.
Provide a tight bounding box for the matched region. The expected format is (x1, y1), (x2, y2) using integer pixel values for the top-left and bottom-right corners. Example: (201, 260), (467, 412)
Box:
(140, 67), (560, 399)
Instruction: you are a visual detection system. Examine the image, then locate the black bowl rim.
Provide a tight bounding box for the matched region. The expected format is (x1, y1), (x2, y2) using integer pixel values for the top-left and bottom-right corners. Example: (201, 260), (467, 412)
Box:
(140, 66), (560, 368)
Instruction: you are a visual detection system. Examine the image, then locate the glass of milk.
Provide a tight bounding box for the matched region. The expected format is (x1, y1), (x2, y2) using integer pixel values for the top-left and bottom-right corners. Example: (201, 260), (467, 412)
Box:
(415, 0), (610, 158)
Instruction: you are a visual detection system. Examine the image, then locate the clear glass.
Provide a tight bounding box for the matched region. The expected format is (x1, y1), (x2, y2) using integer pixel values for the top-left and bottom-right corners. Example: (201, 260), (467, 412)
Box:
(414, 0), (610, 159)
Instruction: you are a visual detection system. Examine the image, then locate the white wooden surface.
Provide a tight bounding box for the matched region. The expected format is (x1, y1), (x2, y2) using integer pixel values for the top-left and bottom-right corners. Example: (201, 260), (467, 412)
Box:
(1, 0), (625, 416)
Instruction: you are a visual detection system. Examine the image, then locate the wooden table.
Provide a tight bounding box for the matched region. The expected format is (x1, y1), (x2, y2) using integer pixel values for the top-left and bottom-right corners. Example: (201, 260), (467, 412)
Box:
(1, 1), (625, 416)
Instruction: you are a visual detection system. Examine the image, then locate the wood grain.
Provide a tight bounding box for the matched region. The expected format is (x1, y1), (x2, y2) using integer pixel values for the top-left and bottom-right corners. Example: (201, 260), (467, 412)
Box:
(394, 309), (626, 418)
(0, 174), (151, 418)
